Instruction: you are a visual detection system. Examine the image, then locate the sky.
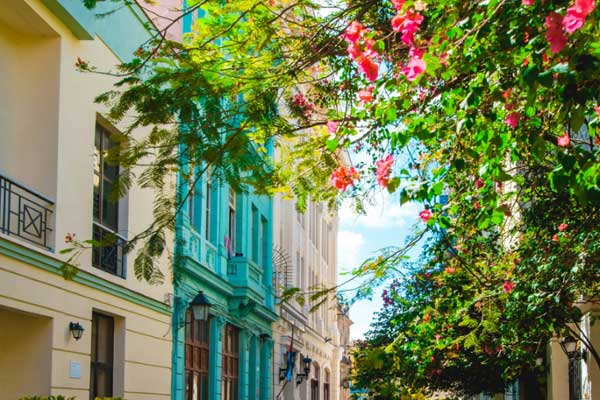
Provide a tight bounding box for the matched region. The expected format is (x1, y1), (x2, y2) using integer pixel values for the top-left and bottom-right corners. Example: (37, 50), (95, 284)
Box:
(336, 192), (423, 340)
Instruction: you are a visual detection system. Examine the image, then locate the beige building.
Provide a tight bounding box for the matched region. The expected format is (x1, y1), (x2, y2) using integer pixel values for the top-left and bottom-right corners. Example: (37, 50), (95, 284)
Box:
(272, 197), (346, 400)
(0, 1), (173, 399)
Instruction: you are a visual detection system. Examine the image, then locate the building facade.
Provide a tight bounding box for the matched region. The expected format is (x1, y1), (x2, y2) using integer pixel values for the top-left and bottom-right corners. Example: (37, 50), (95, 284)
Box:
(170, 7), (278, 400)
(272, 197), (344, 400)
(0, 1), (173, 399)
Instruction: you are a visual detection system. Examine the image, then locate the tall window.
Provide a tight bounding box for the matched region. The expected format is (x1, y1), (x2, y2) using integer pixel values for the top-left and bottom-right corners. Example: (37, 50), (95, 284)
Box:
(310, 363), (320, 400)
(221, 324), (239, 400)
(185, 309), (209, 400)
(90, 312), (114, 399)
(205, 179), (211, 241)
(260, 217), (268, 268)
(93, 123), (125, 277)
(228, 188), (236, 254)
(251, 205), (259, 263)
(324, 370), (330, 400)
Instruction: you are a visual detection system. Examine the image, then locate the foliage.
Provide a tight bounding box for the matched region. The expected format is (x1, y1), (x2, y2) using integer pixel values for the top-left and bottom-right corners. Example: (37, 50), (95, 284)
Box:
(78, 0), (600, 395)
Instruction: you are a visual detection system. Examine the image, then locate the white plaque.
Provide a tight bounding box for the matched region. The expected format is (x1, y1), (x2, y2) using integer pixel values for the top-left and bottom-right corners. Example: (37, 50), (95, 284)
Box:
(69, 360), (81, 379)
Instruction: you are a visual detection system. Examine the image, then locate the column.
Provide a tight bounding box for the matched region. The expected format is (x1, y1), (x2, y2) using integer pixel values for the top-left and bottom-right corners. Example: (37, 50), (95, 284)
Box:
(238, 329), (250, 399)
(172, 295), (188, 400)
(248, 334), (260, 399)
(209, 316), (225, 400)
(260, 338), (274, 400)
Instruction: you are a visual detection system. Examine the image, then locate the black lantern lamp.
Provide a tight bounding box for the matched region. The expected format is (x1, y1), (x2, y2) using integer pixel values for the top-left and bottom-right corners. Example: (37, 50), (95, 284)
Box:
(190, 292), (211, 321)
(296, 356), (312, 385)
(560, 335), (579, 359)
(69, 322), (84, 340)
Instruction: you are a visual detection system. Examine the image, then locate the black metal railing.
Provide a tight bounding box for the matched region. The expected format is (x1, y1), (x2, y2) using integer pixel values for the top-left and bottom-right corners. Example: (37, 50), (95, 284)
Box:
(92, 222), (127, 278)
(0, 173), (54, 251)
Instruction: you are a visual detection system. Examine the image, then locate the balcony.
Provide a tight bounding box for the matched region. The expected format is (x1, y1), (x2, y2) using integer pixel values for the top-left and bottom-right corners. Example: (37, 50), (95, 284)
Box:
(92, 223), (127, 278)
(0, 173), (54, 251)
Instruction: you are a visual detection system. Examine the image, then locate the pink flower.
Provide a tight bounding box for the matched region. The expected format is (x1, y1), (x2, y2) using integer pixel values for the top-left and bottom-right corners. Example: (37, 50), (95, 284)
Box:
(419, 209), (432, 223)
(594, 105), (600, 116)
(330, 165), (359, 192)
(503, 281), (516, 294)
(344, 21), (364, 44)
(359, 57), (379, 82)
(558, 132), (571, 147)
(522, 0), (534, 4)
(347, 43), (360, 60)
(358, 87), (374, 104)
(435, 334), (441, 341)
(473, 200), (481, 210)
(390, 0), (405, 11)
(545, 12), (568, 53)
(552, 233), (560, 242)
(327, 120), (339, 134)
(376, 154), (394, 187)
(558, 223), (569, 231)
(391, 10), (424, 46)
(563, 0), (596, 33)
(402, 49), (427, 81)
(504, 112), (520, 129)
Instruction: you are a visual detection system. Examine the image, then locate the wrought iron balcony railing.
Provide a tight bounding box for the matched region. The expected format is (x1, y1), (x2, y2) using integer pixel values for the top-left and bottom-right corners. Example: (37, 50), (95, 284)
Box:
(92, 222), (127, 278)
(0, 173), (54, 251)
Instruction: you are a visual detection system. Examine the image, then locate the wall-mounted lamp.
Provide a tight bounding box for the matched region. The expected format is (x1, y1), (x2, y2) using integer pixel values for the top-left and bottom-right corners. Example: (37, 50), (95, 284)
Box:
(69, 322), (84, 341)
(190, 292), (212, 322)
(560, 335), (579, 360)
(296, 356), (312, 386)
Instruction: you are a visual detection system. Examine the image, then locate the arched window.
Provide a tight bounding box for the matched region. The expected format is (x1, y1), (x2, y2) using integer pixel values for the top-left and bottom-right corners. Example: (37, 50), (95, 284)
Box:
(324, 369), (330, 400)
(311, 363), (320, 400)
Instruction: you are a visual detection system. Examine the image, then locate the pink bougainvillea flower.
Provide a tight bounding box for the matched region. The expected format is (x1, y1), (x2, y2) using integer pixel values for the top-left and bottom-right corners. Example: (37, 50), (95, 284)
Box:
(505, 112), (520, 129)
(558, 132), (571, 147)
(563, 0), (596, 33)
(390, 0), (405, 11)
(347, 43), (360, 60)
(522, 0), (534, 5)
(552, 233), (560, 242)
(344, 21), (364, 44)
(330, 165), (359, 192)
(594, 105), (600, 116)
(327, 120), (339, 134)
(359, 56), (379, 82)
(475, 177), (485, 189)
(358, 86), (374, 104)
(558, 223), (569, 231)
(503, 281), (516, 294)
(391, 10), (424, 46)
(419, 209), (432, 223)
(545, 12), (568, 53)
(376, 154), (394, 187)
(402, 49), (427, 81)
(435, 334), (441, 341)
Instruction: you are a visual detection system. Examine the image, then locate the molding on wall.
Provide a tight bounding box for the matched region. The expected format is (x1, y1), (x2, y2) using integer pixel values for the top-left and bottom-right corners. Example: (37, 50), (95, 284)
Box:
(0, 237), (171, 315)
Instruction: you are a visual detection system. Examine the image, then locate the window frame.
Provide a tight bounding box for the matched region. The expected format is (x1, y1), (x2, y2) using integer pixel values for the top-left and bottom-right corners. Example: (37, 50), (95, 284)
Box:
(90, 312), (114, 400)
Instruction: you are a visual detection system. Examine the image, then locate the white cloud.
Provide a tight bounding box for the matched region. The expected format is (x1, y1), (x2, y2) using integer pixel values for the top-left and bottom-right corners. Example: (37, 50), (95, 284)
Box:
(337, 230), (365, 273)
(339, 194), (421, 230)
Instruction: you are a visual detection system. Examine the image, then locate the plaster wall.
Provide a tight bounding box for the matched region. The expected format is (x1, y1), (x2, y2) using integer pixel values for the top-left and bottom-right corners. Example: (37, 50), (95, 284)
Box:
(0, 252), (172, 399)
(0, 1), (173, 398)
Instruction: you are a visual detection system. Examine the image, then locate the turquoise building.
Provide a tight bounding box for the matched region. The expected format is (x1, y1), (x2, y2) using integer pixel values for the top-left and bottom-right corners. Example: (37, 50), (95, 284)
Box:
(172, 166), (277, 400)
(171, 8), (277, 400)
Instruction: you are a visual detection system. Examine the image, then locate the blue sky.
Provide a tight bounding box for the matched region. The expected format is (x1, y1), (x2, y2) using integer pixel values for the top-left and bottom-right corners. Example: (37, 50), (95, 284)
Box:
(337, 192), (423, 339)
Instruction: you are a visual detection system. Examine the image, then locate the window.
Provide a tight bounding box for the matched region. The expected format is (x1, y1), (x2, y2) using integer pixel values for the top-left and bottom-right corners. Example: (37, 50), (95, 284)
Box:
(310, 363), (319, 400)
(324, 370), (330, 400)
(185, 309), (209, 400)
(92, 123), (125, 277)
(205, 178), (211, 241)
(221, 324), (239, 400)
(228, 188), (236, 255)
(251, 205), (259, 263)
(261, 216), (268, 268)
(90, 312), (114, 399)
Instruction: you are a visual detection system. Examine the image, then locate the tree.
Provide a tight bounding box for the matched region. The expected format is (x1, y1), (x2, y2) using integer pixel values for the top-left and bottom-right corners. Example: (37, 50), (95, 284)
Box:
(77, 0), (600, 394)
